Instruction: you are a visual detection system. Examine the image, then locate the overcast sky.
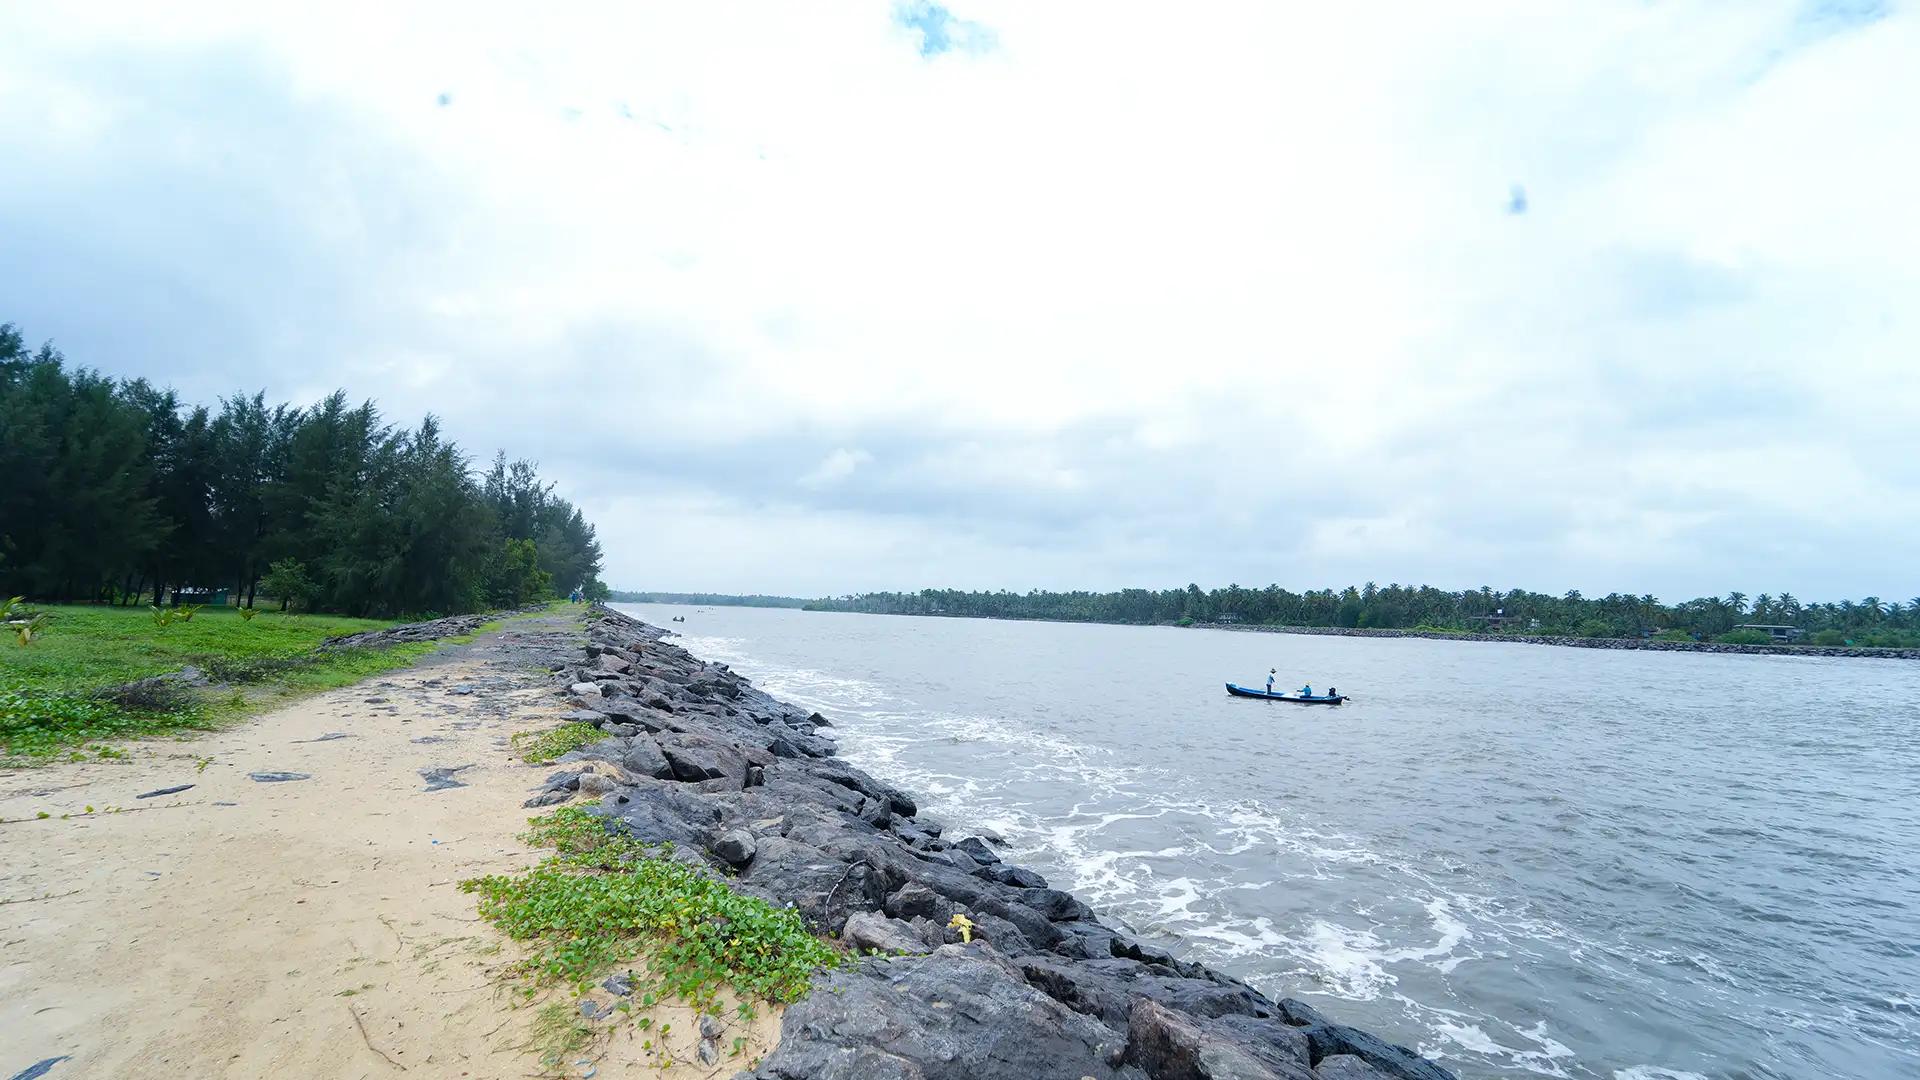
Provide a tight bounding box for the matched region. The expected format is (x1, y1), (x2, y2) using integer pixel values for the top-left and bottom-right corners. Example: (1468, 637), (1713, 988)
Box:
(3, 2), (1914, 600)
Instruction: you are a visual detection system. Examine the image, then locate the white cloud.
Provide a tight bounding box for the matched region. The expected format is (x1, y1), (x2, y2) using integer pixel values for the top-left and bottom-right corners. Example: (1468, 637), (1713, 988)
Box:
(0, 1), (1913, 598)
(800, 448), (874, 489)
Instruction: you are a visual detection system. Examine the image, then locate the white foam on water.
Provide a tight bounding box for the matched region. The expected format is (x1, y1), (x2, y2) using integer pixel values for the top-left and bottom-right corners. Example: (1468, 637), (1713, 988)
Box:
(1299, 920), (1396, 999)
(1612, 1069), (1710, 1080)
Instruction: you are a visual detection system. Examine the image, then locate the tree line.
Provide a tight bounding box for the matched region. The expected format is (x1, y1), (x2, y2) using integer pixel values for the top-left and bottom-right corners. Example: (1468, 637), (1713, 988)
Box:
(0, 321), (605, 616)
(804, 582), (1920, 646)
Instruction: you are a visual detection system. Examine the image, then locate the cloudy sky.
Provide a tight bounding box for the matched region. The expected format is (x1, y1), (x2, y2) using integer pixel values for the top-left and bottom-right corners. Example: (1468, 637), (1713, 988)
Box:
(3, 2), (1914, 600)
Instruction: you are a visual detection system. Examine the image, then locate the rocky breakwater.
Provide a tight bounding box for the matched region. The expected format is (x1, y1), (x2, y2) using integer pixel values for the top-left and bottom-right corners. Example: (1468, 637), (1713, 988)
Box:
(536, 606), (1457, 1080)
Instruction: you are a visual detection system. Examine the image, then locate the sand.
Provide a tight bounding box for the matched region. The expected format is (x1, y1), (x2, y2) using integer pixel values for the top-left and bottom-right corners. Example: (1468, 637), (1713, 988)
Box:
(0, 628), (782, 1079)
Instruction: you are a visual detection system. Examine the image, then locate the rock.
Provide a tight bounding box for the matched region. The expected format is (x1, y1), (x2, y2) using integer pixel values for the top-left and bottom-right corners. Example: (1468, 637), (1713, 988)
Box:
(622, 737), (674, 779)
(601, 782), (724, 849)
(713, 828), (758, 866)
(1272, 1001), (1454, 1080)
(562, 708), (609, 724)
(524, 790), (572, 807)
(580, 998), (613, 1020)
(248, 771), (311, 783)
(952, 836), (1002, 865)
(450, 684), (476, 695)
(419, 765), (473, 792)
(885, 882), (953, 923)
(136, 784), (194, 799)
(744, 946), (1142, 1080)
(990, 865), (1048, 889)
(603, 972), (635, 996)
(843, 911), (928, 955)
(697, 1038), (719, 1066)
(699, 1014), (725, 1040)
(597, 653), (632, 674)
(569, 681), (603, 698)
(1124, 999), (1313, 1080)
(576, 773), (617, 796)
(1313, 1056), (1394, 1080)
(606, 722), (639, 738)
(657, 731), (747, 785)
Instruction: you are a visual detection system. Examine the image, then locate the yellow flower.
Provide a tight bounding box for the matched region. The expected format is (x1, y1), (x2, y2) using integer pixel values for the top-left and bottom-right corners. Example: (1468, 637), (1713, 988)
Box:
(946, 912), (975, 944)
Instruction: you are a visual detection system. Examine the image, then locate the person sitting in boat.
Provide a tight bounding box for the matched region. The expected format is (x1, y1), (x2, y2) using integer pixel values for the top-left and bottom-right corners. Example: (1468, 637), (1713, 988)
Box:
(1266, 669), (1277, 694)
(1327, 687), (1337, 699)
(1300, 684), (1313, 697)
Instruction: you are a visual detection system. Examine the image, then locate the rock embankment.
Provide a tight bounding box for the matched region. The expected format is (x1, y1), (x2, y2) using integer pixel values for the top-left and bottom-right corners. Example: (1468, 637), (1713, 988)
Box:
(1215, 623), (1920, 660)
(538, 605), (1456, 1080)
(318, 605), (544, 651)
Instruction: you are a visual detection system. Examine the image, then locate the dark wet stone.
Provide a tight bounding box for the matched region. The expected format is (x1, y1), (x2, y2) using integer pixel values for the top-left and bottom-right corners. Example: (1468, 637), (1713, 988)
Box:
(713, 828), (757, 866)
(248, 771), (311, 783)
(136, 784), (194, 799)
(419, 765), (474, 792)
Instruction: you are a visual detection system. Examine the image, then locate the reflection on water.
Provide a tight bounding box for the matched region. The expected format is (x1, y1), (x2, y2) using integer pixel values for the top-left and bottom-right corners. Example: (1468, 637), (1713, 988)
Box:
(619, 604), (1920, 1080)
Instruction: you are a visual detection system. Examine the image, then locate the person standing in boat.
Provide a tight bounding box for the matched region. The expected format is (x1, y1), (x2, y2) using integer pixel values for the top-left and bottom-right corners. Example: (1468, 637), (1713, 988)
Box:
(1266, 669), (1277, 694)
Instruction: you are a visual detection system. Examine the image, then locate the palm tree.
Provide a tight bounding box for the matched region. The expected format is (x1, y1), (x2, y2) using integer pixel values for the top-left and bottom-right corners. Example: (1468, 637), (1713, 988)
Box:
(1726, 592), (1748, 616)
(1752, 593), (1773, 622)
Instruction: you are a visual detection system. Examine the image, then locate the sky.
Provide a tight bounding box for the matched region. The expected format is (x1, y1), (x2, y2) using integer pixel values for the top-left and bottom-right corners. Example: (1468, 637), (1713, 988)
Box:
(2, 1), (1915, 600)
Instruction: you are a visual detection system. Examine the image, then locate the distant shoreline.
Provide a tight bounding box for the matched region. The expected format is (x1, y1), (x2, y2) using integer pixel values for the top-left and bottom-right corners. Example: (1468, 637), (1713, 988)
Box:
(1202, 622), (1920, 659)
(638, 601), (1920, 661)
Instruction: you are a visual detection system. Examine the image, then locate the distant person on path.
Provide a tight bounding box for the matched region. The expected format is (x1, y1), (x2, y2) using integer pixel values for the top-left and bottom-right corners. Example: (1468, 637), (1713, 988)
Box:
(568, 586), (582, 603)
(1266, 669), (1276, 694)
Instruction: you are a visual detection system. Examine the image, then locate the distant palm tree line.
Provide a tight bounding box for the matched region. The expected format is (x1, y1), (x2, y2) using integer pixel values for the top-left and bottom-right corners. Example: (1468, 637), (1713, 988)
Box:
(800, 584), (1920, 645)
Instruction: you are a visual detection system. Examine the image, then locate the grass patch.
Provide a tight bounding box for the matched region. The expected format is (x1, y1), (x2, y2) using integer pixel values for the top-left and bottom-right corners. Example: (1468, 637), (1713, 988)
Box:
(1, 602), (450, 763)
(510, 722), (603, 765)
(462, 807), (842, 1013)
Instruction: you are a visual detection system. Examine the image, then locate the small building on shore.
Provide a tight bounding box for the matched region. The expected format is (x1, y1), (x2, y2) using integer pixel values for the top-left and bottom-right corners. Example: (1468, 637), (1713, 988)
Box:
(1733, 623), (1803, 642)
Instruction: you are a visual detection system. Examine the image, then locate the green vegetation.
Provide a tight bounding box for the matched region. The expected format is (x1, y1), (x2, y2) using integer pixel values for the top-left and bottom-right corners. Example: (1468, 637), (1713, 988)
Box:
(462, 807), (842, 1014)
(1651, 629), (1696, 643)
(0, 319), (603, 617)
(0, 602), (433, 761)
(1715, 629), (1774, 646)
(808, 584), (1920, 646)
(511, 721), (604, 765)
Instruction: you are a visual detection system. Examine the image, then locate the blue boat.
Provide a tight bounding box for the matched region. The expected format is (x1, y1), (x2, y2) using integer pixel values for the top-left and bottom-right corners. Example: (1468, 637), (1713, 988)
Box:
(1225, 682), (1346, 704)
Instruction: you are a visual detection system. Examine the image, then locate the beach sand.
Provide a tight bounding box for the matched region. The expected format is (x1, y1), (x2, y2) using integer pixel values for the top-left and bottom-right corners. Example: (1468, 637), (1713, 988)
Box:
(0, 623), (780, 1079)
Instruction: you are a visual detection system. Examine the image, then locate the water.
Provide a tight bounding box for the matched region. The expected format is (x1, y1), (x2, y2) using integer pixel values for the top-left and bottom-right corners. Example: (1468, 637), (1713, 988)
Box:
(614, 603), (1920, 1080)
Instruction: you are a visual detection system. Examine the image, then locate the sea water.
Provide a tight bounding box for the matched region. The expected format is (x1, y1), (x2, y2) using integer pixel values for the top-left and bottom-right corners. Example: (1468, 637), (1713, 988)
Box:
(614, 603), (1920, 1080)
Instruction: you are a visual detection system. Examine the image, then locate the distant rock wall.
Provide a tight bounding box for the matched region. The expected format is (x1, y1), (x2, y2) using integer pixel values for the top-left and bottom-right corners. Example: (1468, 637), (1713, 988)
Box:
(534, 604), (1457, 1080)
(1212, 623), (1920, 660)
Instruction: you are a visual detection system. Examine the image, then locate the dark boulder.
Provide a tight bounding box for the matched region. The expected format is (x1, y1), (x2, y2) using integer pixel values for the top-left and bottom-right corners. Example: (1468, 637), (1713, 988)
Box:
(622, 736), (674, 780)
(1125, 999), (1313, 1080)
(657, 731), (747, 785)
(745, 946), (1143, 1080)
(1273, 1000), (1455, 1080)
(713, 828), (758, 866)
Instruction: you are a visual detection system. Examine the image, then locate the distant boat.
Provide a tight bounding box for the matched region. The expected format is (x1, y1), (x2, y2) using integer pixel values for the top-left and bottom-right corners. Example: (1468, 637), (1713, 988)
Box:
(1225, 683), (1346, 705)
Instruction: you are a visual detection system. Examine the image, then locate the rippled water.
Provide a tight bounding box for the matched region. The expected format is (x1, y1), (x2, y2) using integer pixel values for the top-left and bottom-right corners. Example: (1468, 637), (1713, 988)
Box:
(615, 604), (1920, 1080)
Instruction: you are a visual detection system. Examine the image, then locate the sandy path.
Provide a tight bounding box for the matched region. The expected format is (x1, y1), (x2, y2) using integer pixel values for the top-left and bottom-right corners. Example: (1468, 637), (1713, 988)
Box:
(0, 624), (778, 1079)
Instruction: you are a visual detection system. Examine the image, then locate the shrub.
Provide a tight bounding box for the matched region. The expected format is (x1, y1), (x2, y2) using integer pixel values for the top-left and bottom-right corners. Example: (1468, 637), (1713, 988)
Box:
(1576, 619), (1615, 638)
(1809, 629), (1847, 647)
(510, 721), (603, 764)
(1715, 629), (1773, 646)
(1651, 629), (1694, 643)
(462, 807), (842, 1010)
